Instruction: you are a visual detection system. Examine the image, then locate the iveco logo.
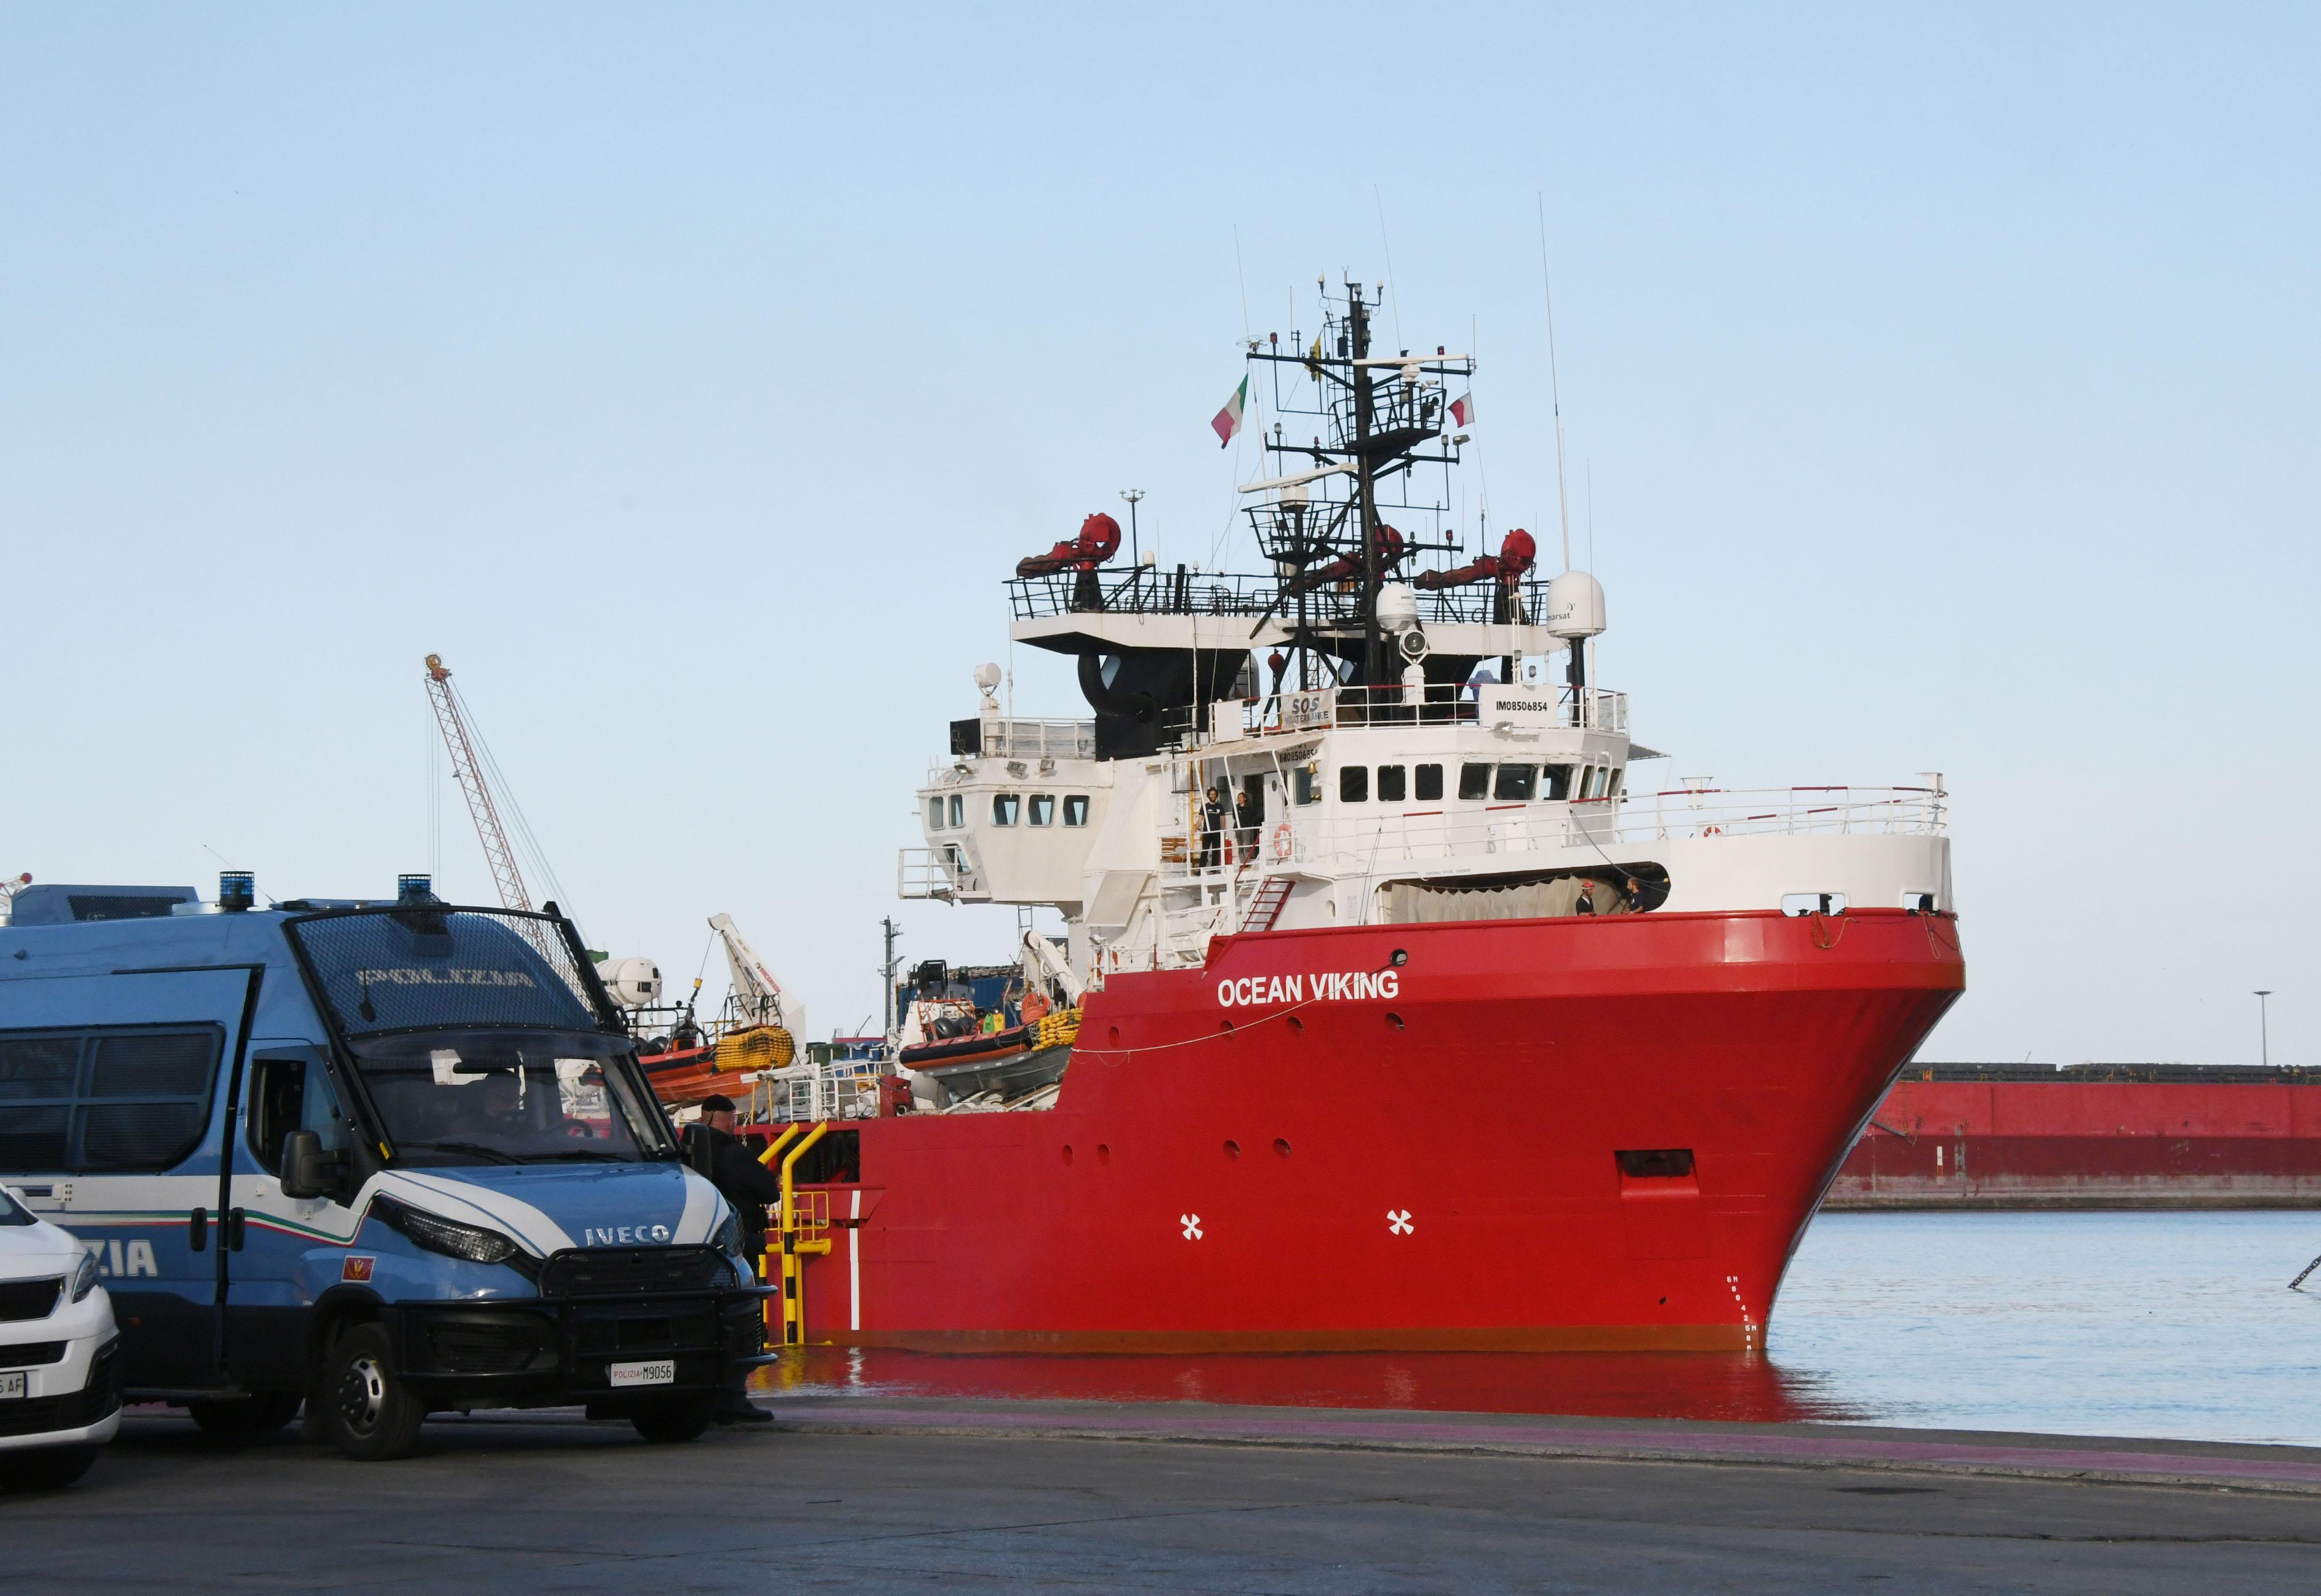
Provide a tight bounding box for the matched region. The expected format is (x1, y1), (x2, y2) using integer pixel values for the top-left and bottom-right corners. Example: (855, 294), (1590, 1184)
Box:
(582, 1225), (672, 1246)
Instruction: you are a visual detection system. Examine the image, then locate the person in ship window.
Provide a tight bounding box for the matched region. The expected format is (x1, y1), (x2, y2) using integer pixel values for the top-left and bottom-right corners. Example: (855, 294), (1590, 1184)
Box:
(1199, 786), (1228, 870)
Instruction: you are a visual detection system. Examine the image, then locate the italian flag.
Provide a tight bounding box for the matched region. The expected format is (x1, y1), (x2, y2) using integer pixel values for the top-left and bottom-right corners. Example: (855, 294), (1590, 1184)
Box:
(1212, 375), (1248, 449)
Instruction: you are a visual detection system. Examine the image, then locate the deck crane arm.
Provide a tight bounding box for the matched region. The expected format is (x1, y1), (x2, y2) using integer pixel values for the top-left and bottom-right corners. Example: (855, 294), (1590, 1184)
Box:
(423, 653), (531, 913)
(708, 912), (806, 1045)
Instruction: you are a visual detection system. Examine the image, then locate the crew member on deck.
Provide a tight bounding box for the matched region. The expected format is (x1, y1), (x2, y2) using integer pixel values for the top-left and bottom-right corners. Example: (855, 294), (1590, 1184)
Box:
(1235, 785), (1260, 864)
(1199, 786), (1228, 870)
(1574, 879), (1597, 915)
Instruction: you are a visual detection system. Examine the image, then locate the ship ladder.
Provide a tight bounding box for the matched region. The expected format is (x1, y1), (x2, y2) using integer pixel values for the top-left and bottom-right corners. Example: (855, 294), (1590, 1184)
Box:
(1242, 874), (1294, 933)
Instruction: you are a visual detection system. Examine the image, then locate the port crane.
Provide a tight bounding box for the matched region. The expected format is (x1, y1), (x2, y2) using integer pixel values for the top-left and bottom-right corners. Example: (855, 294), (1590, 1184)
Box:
(422, 652), (535, 913)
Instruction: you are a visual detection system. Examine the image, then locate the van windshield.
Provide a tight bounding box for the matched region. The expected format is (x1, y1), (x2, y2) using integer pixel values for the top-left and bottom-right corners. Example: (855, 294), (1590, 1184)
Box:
(346, 1030), (666, 1167)
(286, 907), (606, 1040)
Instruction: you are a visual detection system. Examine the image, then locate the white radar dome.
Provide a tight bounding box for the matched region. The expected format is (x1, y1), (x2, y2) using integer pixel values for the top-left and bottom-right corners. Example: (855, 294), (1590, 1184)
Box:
(598, 956), (662, 1008)
(1542, 571), (1606, 640)
(1376, 582), (1419, 633)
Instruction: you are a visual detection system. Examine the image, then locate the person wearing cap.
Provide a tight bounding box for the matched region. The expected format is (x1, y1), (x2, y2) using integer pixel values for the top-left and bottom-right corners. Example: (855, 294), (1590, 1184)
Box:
(687, 1093), (784, 1425)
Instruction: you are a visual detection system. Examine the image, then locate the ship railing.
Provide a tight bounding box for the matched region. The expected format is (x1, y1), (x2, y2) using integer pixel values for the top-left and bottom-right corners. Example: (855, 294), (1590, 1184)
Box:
(898, 842), (983, 901)
(1202, 683), (1629, 742)
(1007, 566), (1277, 620)
(952, 715), (1097, 761)
(747, 1062), (887, 1125)
(1155, 785), (1946, 883)
(1007, 565), (1560, 629)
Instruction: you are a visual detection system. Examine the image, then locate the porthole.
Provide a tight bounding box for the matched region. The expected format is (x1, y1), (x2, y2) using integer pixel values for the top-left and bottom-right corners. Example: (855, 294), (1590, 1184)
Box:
(1273, 1138), (1292, 1159)
(1286, 1015), (1304, 1035)
(1097, 1143), (1112, 1165)
(1223, 1139), (1241, 1160)
(1062, 1145), (1074, 1165)
(1386, 1011), (1405, 1031)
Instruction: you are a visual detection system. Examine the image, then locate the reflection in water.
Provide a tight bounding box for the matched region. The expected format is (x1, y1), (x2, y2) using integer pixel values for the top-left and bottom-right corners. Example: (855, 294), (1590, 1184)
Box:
(755, 1346), (1861, 1424)
(750, 1216), (2321, 1442)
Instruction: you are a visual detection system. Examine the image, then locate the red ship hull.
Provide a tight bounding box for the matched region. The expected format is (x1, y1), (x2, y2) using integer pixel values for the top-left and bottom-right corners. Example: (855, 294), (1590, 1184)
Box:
(788, 908), (1965, 1352)
(1828, 1071), (2321, 1208)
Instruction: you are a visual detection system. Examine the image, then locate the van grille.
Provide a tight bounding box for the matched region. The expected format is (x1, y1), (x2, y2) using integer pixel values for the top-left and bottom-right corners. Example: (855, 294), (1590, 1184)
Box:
(424, 1317), (556, 1374)
(0, 1277), (62, 1323)
(0, 1341), (66, 1367)
(540, 1247), (724, 1298)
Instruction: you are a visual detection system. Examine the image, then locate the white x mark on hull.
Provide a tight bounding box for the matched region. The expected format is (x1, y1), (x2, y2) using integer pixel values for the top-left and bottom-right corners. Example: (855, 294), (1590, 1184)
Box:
(1180, 1214), (1203, 1240)
(1387, 1209), (1414, 1235)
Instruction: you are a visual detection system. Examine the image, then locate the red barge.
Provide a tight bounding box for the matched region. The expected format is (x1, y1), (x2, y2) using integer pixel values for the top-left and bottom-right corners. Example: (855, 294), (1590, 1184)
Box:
(722, 280), (1966, 1352)
(1828, 1064), (2321, 1209)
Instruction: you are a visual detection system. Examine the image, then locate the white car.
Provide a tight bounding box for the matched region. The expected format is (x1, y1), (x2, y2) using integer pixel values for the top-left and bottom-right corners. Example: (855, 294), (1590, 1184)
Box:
(0, 1185), (120, 1490)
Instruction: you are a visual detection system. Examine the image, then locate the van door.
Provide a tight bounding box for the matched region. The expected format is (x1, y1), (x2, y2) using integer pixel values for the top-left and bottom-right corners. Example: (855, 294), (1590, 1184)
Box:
(0, 966), (261, 1392)
(226, 1045), (358, 1391)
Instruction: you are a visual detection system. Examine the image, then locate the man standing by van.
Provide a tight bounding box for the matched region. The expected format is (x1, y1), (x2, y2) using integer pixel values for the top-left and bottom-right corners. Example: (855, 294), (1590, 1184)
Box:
(689, 1095), (781, 1425)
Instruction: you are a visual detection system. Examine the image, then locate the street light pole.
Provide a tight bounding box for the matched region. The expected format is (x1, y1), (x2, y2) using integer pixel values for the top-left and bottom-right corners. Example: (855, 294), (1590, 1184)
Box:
(2255, 990), (2273, 1069)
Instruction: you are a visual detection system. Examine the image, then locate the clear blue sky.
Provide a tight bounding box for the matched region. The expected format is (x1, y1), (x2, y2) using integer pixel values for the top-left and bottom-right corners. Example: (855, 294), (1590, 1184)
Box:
(5, 6), (2313, 1062)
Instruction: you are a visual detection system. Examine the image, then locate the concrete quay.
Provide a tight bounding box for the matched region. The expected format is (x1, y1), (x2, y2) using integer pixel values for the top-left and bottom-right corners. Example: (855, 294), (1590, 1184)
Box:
(2, 1398), (2315, 1593)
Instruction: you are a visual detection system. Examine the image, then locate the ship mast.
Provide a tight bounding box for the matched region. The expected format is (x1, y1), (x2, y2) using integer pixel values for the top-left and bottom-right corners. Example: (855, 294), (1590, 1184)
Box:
(1242, 279), (1474, 694)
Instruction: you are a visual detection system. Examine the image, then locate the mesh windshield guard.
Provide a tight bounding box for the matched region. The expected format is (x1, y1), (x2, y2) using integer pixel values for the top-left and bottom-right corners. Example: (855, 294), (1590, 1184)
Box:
(287, 907), (615, 1039)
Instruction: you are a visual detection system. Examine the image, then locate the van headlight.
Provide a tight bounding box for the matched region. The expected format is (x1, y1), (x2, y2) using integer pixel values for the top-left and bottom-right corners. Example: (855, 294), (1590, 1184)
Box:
(375, 1195), (522, 1267)
(711, 1208), (741, 1257)
(71, 1249), (100, 1303)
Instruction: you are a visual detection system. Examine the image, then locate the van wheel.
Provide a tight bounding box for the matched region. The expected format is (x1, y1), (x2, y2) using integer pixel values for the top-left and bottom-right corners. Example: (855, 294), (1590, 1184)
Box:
(630, 1395), (715, 1444)
(189, 1393), (304, 1436)
(322, 1324), (426, 1461)
(0, 1446), (98, 1492)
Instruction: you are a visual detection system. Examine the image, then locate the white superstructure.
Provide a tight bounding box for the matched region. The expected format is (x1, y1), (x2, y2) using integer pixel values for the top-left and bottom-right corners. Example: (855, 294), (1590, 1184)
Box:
(897, 279), (1949, 993)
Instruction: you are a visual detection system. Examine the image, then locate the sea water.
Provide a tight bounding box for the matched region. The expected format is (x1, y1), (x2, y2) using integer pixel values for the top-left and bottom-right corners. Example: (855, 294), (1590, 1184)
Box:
(764, 1211), (2321, 1444)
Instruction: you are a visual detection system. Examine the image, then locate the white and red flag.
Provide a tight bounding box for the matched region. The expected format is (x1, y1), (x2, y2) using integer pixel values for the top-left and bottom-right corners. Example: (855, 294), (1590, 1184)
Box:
(1212, 375), (1249, 448)
(1448, 392), (1475, 428)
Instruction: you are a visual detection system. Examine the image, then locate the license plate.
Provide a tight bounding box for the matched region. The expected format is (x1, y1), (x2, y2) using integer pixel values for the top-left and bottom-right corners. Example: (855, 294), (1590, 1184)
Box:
(0, 1371), (24, 1400)
(608, 1359), (674, 1388)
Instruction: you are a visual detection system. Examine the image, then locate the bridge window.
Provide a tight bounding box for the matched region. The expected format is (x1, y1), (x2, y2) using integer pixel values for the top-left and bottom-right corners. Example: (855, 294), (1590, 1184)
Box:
(927, 797), (945, 831)
(991, 794), (1020, 826)
(1544, 764), (1574, 801)
(1338, 765), (1368, 803)
(1376, 764), (1406, 803)
(1458, 763), (1490, 800)
(1414, 764), (1443, 801)
(1494, 764), (1538, 801)
(1028, 794), (1055, 826)
(1062, 794), (1090, 826)
(947, 795), (964, 829)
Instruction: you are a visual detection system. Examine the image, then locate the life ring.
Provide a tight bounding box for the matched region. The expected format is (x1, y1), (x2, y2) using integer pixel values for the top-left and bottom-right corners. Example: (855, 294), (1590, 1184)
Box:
(1269, 822), (1294, 861)
(1701, 825), (1722, 837)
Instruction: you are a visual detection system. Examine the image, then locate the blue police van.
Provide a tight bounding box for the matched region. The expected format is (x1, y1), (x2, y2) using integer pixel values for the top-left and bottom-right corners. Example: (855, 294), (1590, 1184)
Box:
(0, 873), (772, 1460)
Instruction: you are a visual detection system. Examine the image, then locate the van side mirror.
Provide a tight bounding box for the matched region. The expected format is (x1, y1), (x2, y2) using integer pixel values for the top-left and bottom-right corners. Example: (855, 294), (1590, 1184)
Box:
(281, 1130), (338, 1201)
